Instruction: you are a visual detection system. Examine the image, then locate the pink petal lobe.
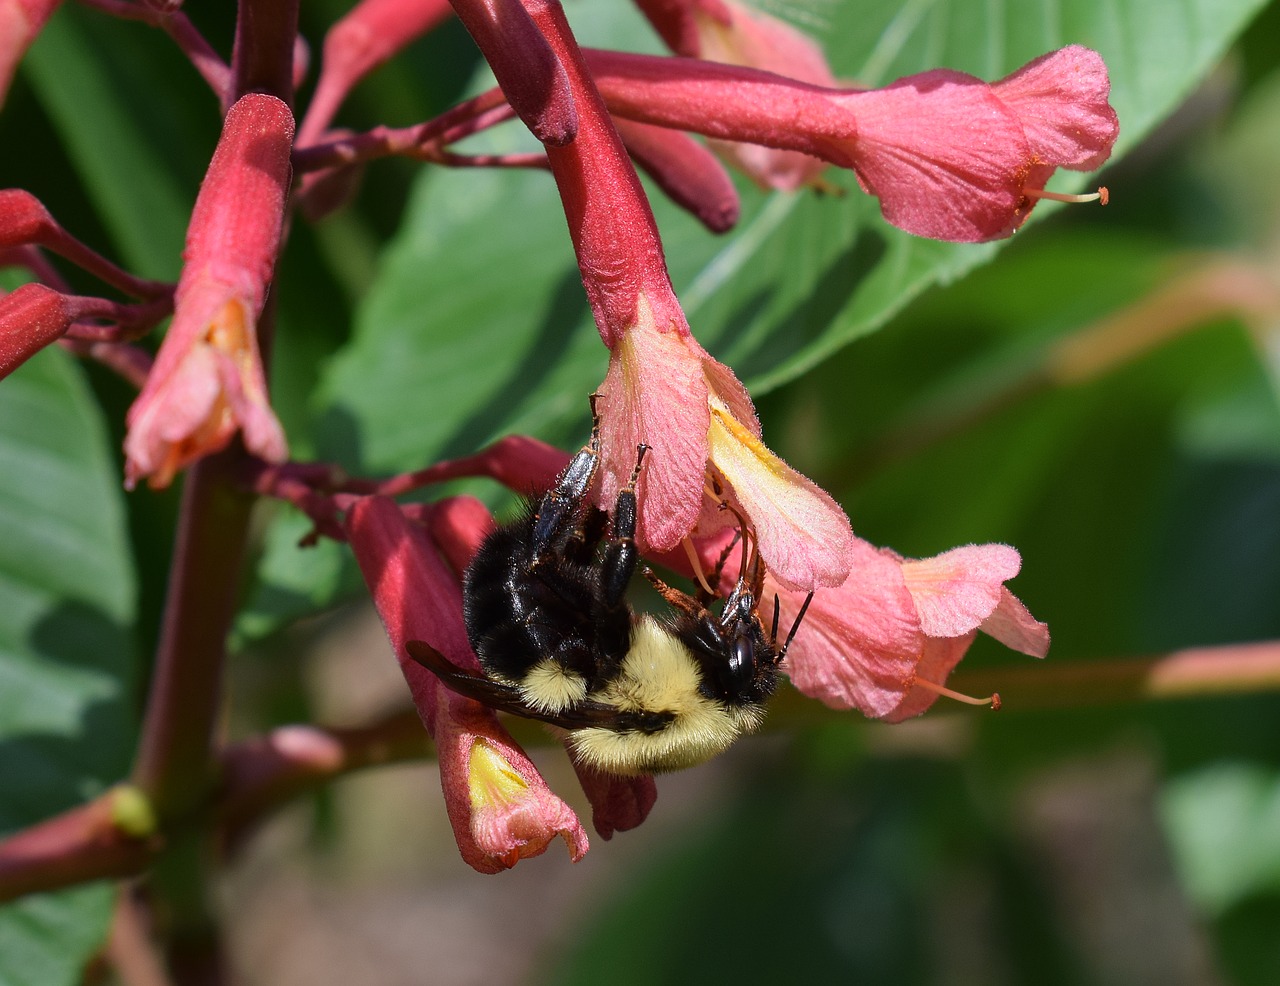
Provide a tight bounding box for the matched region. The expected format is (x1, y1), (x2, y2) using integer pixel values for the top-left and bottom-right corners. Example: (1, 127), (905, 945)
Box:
(454, 725), (589, 872)
(899, 543), (1022, 638)
(597, 320), (709, 553)
(981, 587), (1051, 658)
(780, 539), (921, 717)
(837, 70), (1030, 242)
(992, 45), (1119, 171)
(568, 754), (658, 840)
(705, 394), (853, 590)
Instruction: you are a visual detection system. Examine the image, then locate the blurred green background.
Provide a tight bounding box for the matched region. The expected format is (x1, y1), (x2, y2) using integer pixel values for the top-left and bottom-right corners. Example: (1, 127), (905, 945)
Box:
(3, 0), (1280, 983)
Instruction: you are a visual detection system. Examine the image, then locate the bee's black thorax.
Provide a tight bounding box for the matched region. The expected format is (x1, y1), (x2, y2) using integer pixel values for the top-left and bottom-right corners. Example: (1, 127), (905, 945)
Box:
(463, 502), (633, 692)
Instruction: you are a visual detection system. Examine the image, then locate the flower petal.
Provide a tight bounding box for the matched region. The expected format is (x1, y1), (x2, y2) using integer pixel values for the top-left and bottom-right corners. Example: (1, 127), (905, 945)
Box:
(597, 320), (709, 553)
(568, 754), (658, 840)
(836, 70), (1031, 242)
(458, 730), (589, 871)
(779, 539), (920, 717)
(706, 395), (853, 589)
(981, 587), (1051, 658)
(899, 543), (1022, 638)
(992, 45), (1119, 172)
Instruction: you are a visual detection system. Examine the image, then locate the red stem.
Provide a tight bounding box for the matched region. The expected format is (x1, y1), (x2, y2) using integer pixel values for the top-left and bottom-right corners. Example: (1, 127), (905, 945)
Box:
(230, 0), (299, 103)
(292, 89), (514, 172)
(0, 797), (156, 903)
(0, 709), (431, 902)
(130, 450), (255, 819)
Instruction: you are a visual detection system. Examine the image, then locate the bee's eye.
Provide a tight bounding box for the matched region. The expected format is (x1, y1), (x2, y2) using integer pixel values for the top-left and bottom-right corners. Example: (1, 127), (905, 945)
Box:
(730, 636), (755, 685)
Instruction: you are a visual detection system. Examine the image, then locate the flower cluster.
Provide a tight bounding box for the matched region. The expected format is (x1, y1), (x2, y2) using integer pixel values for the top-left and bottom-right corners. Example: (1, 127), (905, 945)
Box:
(0, 0), (1109, 873)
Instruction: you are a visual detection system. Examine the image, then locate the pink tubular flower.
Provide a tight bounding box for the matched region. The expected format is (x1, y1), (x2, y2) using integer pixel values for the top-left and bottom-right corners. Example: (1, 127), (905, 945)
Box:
(345, 495), (589, 871)
(124, 93), (293, 489)
(634, 0), (835, 190)
(596, 293), (854, 590)
(501, 0), (853, 591)
(587, 44), (1120, 242)
(423, 493), (659, 838)
(773, 541), (1049, 722)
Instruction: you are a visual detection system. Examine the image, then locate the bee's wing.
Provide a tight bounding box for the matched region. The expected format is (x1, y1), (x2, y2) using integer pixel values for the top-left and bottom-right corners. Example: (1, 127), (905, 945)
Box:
(404, 640), (672, 735)
(403, 640), (539, 716)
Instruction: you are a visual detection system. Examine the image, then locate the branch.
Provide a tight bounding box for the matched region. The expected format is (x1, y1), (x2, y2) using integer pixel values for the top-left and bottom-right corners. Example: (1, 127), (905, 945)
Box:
(948, 639), (1280, 712)
(0, 789), (159, 904)
(218, 709), (432, 847)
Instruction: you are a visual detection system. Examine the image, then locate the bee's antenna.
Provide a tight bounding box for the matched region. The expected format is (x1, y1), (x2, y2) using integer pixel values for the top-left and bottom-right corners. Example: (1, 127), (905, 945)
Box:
(770, 593), (781, 647)
(777, 591), (814, 663)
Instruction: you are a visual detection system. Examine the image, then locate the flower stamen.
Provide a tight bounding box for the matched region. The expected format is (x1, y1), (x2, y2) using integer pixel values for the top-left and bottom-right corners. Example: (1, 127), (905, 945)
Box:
(913, 676), (1002, 710)
(1025, 185), (1109, 206)
(681, 536), (717, 596)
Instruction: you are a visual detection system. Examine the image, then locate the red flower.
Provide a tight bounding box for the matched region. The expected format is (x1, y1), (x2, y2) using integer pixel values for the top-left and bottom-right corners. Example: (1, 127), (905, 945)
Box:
(510, 0), (855, 591)
(124, 93), (293, 489)
(345, 495), (589, 872)
(588, 44), (1119, 242)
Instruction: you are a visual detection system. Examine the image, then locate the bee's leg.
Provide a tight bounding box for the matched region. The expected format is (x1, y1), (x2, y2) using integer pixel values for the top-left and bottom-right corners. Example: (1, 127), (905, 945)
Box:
(563, 505), (609, 564)
(642, 567), (704, 618)
(531, 400), (602, 559)
(599, 444), (648, 610)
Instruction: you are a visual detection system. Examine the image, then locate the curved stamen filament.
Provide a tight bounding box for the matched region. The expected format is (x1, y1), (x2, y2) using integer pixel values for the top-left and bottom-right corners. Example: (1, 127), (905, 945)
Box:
(681, 537), (716, 596)
(701, 479), (758, 588)
(1025, 185), (1109, 206)
(913, 677), (1002, 710)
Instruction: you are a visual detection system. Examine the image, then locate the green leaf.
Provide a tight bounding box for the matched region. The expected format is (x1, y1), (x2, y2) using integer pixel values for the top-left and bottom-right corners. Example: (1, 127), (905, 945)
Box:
(0, 349), (137, 986)
(22, 5), (212, 279)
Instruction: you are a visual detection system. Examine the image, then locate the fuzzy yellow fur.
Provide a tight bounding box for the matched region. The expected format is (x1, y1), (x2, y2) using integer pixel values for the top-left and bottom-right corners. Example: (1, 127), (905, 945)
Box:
(519, 660), (588, 713)
(567, 615), (764, 775)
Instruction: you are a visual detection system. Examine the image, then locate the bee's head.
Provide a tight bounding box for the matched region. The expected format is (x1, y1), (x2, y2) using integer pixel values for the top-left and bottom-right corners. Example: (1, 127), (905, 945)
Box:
(673, 574), (778, 706)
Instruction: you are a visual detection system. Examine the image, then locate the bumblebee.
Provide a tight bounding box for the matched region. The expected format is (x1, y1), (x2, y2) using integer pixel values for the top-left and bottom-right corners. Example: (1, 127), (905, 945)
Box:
(406, 410), (811, 776)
